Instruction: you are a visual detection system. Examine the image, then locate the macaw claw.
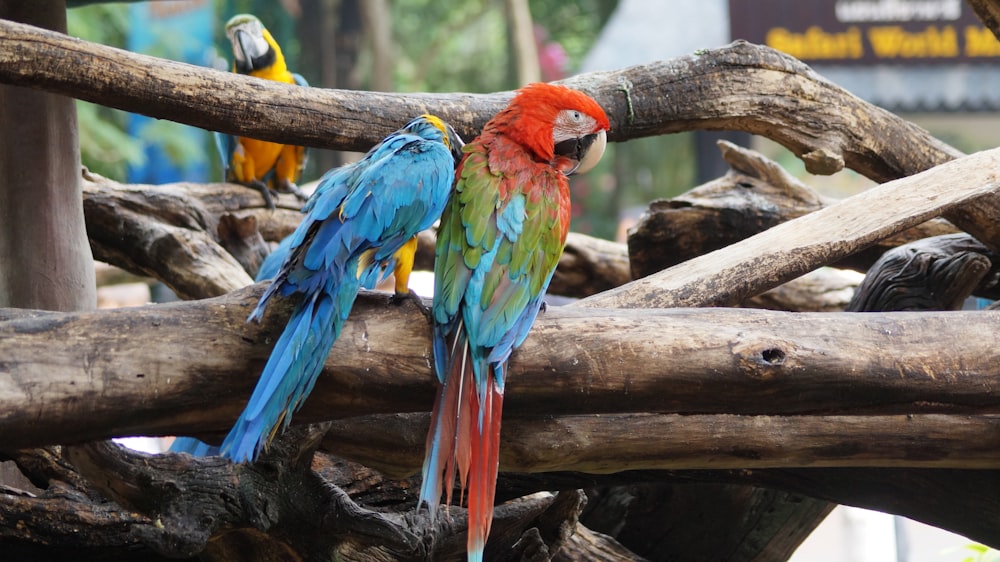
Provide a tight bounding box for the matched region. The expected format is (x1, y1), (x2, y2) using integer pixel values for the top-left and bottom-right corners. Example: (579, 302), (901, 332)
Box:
(247, 179), (277, 210)
(389, 289), (433, 324)
(275, 178), (309, 203)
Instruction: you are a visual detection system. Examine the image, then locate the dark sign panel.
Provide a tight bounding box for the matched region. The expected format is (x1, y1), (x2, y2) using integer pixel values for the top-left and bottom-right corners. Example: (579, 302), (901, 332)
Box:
(729, 0), (1000, 64)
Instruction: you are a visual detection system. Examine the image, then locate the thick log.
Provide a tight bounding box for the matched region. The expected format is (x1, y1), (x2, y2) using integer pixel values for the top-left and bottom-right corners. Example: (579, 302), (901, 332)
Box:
(82, 171), (255, 299)
(0, 20), (959, 180)
(577, 147), (1000, 309)
(324, 412), (1000, 476)
(0, 3), (95, 311)
(3, 287), (1000, 451)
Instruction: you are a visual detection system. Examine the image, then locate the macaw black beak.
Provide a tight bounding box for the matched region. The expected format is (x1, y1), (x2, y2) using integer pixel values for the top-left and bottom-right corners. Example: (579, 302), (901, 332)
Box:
(233, 30), (254, 73)
(554, 130), (608, 175)
(233, 29), (274, 74)
(446, 127), (466, 166)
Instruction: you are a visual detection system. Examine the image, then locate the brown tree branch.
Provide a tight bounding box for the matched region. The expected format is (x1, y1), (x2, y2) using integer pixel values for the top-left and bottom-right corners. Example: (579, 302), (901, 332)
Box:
(12, 15), (1000, 251)
(501, 467), (1000, 554)
(0, 18), (960, 180)
(3, 287), (1000, 454)
(968, 0), (1000, 41)
(627, 141), (961, 278)
(575, 147), (1000, 309)
(323, 412), (1000, 476)
(83, 171), (631, 301)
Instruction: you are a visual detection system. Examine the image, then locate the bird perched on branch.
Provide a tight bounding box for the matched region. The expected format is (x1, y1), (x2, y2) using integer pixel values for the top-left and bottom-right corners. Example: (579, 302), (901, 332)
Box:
(172, 115), (463, 462)
(419, 83), (609, 561)
(216, 13), (310, 209)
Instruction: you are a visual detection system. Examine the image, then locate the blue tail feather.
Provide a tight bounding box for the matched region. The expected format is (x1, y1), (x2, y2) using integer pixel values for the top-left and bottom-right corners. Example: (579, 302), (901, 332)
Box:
(168, 436), (219, 456)
(220, 274), (360, 462)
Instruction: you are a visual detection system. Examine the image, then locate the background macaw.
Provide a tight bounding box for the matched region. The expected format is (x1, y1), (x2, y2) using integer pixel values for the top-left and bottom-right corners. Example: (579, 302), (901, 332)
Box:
(172, 115), (462, 462)
(419, 83), (610, 561)
(216, 13), (309, 209)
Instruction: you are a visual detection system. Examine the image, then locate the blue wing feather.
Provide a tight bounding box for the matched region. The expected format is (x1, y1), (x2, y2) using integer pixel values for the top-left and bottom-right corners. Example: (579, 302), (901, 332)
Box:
(214, 130), (236, 182)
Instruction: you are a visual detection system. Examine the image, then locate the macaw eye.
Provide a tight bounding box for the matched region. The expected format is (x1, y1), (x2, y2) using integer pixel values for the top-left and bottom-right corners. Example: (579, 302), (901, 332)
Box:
(572, 111), (582, 121)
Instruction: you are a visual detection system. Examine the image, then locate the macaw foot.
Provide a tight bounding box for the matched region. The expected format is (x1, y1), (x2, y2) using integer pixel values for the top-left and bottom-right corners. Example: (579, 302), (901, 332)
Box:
(389, 289), (433, 324)
(540, 300), (548, 314)
(275, 179), (309, 203)
(247, 179), (276, 210)
(286, 183), (309, 203)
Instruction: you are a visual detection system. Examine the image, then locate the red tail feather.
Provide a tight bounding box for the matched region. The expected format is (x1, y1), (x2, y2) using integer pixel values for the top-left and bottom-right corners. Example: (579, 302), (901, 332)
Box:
(467, 378), (503, 558)
(456, 366), (474, 503)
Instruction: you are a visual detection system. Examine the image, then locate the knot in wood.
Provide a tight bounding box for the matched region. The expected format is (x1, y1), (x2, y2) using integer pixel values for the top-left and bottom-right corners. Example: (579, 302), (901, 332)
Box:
(732, 339), (791, 380)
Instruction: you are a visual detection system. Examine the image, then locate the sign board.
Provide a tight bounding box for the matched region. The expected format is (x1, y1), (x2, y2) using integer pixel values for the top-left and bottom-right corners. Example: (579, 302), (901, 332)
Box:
(729, 0), (1000, 64)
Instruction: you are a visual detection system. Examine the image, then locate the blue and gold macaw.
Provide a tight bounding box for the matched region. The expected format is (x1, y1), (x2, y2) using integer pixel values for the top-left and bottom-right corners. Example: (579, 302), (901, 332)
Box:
(216, 14), (309, 209)
(207, 115), (461, 462)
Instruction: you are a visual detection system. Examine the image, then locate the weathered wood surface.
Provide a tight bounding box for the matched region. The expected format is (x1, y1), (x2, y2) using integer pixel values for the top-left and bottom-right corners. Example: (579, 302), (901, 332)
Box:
(502, 467), (1000, 556)
(83, 172), (257, 299)
(743, 267), (860, 312)
(3, 437), (641, 562)
(3, 287), (1000, 452)
(578, 484), (834, 562)
(323, 412), (1000, 476)
(577, 147), (1000, 309)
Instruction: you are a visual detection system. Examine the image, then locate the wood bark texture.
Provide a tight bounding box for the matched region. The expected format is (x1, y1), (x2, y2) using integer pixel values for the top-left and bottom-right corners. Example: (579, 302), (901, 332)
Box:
(4, 290), (1000, 457)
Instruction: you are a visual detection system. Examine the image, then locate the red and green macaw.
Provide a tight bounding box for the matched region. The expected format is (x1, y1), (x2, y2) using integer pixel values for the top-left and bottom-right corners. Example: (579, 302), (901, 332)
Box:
(204, 115), (462, 462)
(216, 14), (309, 209)
(419, 83), (610, 561)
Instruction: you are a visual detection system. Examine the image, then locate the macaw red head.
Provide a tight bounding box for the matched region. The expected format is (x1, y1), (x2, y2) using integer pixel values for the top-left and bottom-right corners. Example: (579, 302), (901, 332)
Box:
(496, 82), (611, 175)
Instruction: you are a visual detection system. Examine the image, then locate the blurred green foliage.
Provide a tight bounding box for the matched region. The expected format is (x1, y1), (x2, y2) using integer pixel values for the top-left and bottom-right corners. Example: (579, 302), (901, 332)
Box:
(67, 3), (139, 180)
(68, 3), (213, 181)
